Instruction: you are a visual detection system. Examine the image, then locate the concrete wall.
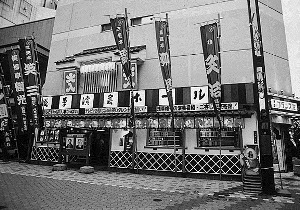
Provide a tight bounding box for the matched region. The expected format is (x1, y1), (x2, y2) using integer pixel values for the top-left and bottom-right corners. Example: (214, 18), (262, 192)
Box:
(44, 0), (291, 96)
(258, 1), (292, 95)
(0, 17), (54, 50)
(44, 0), (255, 95)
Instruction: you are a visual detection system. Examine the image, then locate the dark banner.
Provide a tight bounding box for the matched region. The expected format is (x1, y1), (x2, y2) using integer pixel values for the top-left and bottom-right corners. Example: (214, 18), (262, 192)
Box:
(155, 20), (174, 115)
(7, 49), (28, 133)
(0, 64), (14, 149)
(110, 17), (131, 78)
(19, 38), (40, 129)
(200, 23), (221, 119)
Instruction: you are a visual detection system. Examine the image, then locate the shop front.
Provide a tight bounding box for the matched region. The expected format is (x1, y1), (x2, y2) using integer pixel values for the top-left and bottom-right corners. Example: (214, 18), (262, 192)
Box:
(32, 82), (257, 176)
(268, 92), (300, 172)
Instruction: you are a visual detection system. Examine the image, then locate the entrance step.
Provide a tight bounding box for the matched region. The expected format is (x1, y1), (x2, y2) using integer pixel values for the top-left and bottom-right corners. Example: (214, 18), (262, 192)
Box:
(79, 166), (95, 174)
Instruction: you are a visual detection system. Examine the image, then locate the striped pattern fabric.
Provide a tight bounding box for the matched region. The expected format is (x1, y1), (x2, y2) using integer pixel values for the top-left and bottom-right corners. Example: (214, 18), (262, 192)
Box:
(47, 83), (255, 110)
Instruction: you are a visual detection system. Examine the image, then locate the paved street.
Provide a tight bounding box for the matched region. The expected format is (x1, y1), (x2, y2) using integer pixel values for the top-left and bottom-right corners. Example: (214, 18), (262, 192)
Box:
(0, 161), (299, 210)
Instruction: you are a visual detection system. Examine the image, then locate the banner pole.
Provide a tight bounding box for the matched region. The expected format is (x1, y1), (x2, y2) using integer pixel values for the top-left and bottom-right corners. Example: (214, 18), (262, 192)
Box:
(217, 13), (222, 181)
(125, 8), (137, 172)
(165, 13), (177, 175)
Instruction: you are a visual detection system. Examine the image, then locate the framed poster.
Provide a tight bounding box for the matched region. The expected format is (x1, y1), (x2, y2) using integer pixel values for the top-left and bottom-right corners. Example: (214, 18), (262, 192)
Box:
(64, 137), (74, 149)
(184, 117), (194, 128)
(75, 137), (85, 150)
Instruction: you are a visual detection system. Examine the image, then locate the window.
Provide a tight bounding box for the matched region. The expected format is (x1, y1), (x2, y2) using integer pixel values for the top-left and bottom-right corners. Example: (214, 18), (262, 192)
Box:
(131, 15), (153, 26)
(147, 128), (182, 147)
(0, 0), (14, 8)
(80, 62), (118, 94)
(101, 23), (112, 32)
(197, 127), (241, 148)
(19, 0), (32, 18)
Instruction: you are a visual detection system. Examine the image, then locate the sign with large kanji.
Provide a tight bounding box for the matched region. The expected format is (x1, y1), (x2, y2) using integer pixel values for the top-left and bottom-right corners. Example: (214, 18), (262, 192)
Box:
(155, 19), (174, 115)
(103, 92), (118, 107)
(42, 96), (53, 110)
(121, 62), (137, 90)
(200, 23), (221, 120)
(8, 49), (28, 132)
(110, 17), (131, 78)
(19, 38), (41, 129)
(64, 70), (77, 94)
(190, 86), (209, 104)
(159, 88), (175, 106)
(132, 90), (145, 106)
(59, 95), (72, 109)
(80, 94), (94, 109)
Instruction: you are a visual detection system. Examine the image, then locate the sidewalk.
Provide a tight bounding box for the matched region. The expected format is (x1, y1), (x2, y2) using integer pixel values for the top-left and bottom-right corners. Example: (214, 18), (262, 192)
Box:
(1, 160), (300, 209)
(0, 160), (242, 196)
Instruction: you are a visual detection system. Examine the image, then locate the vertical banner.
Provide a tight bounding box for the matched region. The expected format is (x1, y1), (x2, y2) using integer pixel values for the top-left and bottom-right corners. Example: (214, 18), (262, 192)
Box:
(8, 49), (28, 133)
(0, 64), (14, 149)
(247, 0), (275, 194)
(200, 23), (221, 121)
(155, 18), (174, 129)
(110, 16), (131, 78)
(111, 12), (136, 129)
(19, 38), (40, 129)
(121, 62), (137, 90)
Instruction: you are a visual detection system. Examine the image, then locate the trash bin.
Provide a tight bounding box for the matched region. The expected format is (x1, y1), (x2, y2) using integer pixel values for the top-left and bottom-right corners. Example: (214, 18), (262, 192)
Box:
(293, 158), (300, 176)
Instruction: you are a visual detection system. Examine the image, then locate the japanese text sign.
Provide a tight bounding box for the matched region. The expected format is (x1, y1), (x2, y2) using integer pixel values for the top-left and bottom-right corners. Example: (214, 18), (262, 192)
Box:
(110, 17), (131, 78)
(8, 49), (28, 132)
(103, 92), (118, 107)
(64, 70), (77, 94)
(155, 20), (174, 114)
(200, 23), (221, 115)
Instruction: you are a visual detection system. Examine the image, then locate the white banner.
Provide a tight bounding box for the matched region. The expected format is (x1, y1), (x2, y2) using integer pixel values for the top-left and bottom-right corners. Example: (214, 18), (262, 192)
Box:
(159, 88), (175, 105)
(190, 86), (209, 104)
(59, 95), (72, 109)
(80, 94), (94, 108)
(42, 96), (52, 110)
(132, 90), (145, 106)
(103, 92), (118, 107)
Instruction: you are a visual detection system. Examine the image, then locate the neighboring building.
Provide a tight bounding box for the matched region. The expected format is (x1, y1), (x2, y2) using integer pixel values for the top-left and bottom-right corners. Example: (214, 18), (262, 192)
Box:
(41, 0), (299, 177)
(0, 0), (56, 28)
(0, 17), (55, 159)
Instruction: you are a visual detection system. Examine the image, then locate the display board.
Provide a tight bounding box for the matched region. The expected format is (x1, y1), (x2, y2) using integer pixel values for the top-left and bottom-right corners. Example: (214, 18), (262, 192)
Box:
(59, 128), (92, 165)
(197, 127), (241, 148)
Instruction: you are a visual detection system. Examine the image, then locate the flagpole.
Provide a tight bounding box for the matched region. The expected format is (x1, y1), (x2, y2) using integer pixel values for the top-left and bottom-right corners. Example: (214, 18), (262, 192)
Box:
(125, 8), (137, 173)
(165, 13), (177, 175)
(217, 13), (222, 181)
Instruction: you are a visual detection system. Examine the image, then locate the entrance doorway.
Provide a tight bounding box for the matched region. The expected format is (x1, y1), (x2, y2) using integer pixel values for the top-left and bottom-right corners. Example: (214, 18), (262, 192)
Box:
(90, 129), (110, 167)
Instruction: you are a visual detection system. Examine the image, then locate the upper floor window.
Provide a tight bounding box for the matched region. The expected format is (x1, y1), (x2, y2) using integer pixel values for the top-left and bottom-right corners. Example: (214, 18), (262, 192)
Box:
(101, 23), (112, 32)
(80, 62), (118, 94)
(0, 0), (14, 7)
(131, 15), (153, 26)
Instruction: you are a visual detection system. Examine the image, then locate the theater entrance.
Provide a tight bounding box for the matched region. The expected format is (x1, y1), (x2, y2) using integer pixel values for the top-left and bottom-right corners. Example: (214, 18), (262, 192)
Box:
(90, 129), (110, 167)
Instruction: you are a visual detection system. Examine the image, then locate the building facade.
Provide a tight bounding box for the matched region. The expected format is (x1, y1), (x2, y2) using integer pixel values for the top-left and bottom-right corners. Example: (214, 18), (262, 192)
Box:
(40, 0), (298, 176)
(0, 17), (55, 160)
(0, 0), (56, 27)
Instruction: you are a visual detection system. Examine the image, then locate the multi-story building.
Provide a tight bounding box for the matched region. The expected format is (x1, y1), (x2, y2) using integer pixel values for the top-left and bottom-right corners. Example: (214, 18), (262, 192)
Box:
(0, 0), (57, 27)
(40, 0), (299, 180)
(0, 17), (55, 159)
